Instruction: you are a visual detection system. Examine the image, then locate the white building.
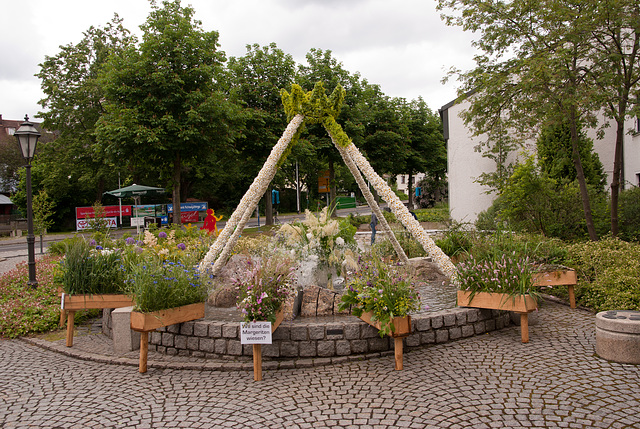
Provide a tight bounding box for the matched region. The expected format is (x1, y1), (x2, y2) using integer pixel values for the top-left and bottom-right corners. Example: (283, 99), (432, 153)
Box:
(395, 173), (426, 195)
(440, 97), (640, 224)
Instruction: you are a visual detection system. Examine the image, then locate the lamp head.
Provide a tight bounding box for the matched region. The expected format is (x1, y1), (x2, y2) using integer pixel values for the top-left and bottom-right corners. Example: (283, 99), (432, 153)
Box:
(15, 115), (41, 162)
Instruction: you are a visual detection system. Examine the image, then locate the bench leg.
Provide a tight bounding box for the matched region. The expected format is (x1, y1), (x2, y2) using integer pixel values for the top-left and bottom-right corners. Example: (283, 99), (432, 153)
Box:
(520, 313), (529, 343)
(65, 311), (76, 347)
(568, 285), (576, 308)
(59, 309), (66, 328)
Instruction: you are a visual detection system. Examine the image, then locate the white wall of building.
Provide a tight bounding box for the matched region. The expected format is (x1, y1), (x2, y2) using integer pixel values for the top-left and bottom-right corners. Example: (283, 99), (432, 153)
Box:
(624, 118), (640, 187)
(441, 98), (638, 225)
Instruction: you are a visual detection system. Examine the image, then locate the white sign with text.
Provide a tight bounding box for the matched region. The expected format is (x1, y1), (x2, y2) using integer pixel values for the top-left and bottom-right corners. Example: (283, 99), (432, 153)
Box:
(240, 321), (272, 344)
(76, 217), (117, 231)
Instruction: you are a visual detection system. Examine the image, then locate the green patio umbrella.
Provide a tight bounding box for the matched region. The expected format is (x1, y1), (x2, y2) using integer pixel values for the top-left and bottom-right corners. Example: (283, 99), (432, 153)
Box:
(104, 184), (166, 233)
(104, 184), (166, 199)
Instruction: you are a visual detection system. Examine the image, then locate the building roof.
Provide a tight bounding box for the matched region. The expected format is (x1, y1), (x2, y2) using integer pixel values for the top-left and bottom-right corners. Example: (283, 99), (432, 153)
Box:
(0, 194), (14, 205)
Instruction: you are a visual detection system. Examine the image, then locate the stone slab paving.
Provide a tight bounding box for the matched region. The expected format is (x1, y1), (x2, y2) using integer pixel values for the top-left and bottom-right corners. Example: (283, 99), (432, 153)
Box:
(2, 300), (639, 428)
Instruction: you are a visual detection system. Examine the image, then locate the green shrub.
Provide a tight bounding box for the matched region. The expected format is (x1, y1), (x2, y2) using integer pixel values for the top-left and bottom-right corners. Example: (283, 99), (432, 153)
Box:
(471, 230), (568, 266)
(337, 218), (357, 245)
(394, 190), (409, 200)
(374, 228), (427, 259)
(435, 222), (476, 257)
(619, 186), (640, 242)
(477, 157), (609, 240)
(475, 196), (506, 231)
(382, 210), (396, 224)
(565, 237), (640, 311)
(346, 213), (369, 228)
(47, 238), (72, 256)
(346, 210), (396, 227)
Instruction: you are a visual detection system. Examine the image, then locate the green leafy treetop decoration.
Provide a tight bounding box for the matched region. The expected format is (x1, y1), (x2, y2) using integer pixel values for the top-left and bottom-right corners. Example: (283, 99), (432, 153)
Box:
(280, 82), (351, 149)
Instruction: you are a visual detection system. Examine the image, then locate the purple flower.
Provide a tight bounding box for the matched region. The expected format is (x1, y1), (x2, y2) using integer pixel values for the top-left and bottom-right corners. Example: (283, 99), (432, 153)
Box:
(89, 239), (96, 246)
(96, 245), (103, 250)
(158, 231), (167, 239)
(125, 237), (135, 245)
(136, 240), (144, 247)
(177, 243), (186, 251)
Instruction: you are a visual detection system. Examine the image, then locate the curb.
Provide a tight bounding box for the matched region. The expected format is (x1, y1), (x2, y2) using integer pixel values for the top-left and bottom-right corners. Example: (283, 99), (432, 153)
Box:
(19, 336), (395, 372)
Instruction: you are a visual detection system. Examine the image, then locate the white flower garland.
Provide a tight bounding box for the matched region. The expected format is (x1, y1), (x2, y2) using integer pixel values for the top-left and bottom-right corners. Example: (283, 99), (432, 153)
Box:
(343, 142), (458, 281)
(329, 130), (409, 263)
(199, 114), (305, 275)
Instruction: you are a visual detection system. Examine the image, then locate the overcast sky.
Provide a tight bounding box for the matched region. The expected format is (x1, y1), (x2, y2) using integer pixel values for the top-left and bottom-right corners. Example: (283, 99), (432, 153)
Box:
(0, 0), (478, 122)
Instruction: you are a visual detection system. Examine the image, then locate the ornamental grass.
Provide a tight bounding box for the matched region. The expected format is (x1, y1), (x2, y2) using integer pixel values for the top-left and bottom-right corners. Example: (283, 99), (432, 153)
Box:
(54, 237), (126, 295)
(233, 253), (297, 324)
(456, 252), (541, 304)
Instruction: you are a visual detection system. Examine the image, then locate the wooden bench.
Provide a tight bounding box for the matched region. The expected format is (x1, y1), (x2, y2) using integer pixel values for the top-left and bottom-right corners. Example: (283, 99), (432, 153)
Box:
(532, 270), (577, 308)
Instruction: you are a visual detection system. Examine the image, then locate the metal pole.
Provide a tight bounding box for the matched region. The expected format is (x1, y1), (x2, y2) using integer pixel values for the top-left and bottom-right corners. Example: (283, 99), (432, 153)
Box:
(118, 172), (122, 226)
(25, 163), (37, 288)
(296, 160), (300, 214)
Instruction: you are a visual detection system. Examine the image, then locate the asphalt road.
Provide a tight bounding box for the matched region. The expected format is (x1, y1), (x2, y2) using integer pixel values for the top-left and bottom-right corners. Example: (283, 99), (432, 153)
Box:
(0, 205), (375, 263)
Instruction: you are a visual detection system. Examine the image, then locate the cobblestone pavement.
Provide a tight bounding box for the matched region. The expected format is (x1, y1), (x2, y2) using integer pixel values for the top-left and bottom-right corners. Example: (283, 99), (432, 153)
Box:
(1, 301), (639, 428)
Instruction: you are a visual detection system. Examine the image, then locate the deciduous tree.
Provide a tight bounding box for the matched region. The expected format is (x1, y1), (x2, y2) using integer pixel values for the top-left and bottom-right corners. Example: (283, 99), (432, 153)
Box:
(438, 0), (604, 240)
(96, 0), (238, 225)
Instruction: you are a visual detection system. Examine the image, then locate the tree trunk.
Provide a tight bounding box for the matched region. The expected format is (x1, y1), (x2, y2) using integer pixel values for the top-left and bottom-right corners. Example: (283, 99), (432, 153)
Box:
(173, 154), (181, 226)
(329, 158), (336, 215)
(265, 188), (273, 225)
(610, 101), (627, 238)
(407, 172), (414, 210)
(569, 112), (598, 241)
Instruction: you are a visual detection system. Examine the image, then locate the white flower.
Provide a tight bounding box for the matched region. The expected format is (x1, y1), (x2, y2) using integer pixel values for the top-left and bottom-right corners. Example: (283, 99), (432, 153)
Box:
(336, 237), (345, 246)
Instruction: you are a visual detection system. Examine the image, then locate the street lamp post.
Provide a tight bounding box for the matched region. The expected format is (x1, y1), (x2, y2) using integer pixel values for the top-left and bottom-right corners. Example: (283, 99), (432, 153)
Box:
(15, 115), (40, 288)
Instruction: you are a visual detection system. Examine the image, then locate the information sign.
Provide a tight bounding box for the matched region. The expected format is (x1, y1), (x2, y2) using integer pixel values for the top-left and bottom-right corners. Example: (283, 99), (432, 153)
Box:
(76, 217), (117, 231)
(240, 321), (273, 344)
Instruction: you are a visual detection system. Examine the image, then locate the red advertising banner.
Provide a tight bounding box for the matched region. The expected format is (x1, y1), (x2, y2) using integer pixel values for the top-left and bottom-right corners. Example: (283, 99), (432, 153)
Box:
(76, 205), (132, 219)
(181, 211), (199, 223)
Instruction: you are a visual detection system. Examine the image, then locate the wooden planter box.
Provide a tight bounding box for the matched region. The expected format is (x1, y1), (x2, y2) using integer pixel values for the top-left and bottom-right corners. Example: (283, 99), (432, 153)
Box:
(532, 269), (577, 308)
(457, 290), (538, 343)
(130, 302), (205, 332)
(130, 302), (206, 373)
(358, 311), (412, 338)
(60, 293), (134, 347)
(358, 311), (412, 370)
